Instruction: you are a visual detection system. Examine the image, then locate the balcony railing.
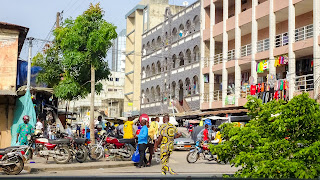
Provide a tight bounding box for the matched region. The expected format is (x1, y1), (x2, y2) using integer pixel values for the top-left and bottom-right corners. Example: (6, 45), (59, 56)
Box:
(227, 49), (235, 61)
(295, 74), (314, 92)
(241, 44), (252, 57)
(257, 38), (270, 53)
(213, 90), (222, 101)
(203, 93), (209, 103)
(204, 57), (209, 67)
(214, 53), (223, 65)
(275, 32), (289, 48)
(295, 24), (313, 42)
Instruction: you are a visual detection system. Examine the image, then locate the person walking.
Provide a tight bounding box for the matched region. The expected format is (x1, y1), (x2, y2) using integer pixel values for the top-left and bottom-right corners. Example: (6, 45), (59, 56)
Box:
(35, 117), (44, 135)
(137, 118), (148, 168)
(146, 118), (157, 166)
(154, 115), (181, 175)
(203, 124), (209, 143)
(16, 115), (34, 145)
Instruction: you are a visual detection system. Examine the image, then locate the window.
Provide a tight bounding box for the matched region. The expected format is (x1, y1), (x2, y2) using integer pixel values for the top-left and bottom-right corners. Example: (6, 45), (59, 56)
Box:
(114, 89), (118, 92)
(241, 0), (247, 4)
(109, 78), (114, 81)
(115, 78), (119, 82)
(108, 89), (113, 92)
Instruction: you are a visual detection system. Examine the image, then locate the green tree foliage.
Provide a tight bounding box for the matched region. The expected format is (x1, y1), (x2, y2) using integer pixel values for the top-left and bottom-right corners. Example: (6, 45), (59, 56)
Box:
(33, 3), (117, 100)
(210, 93), (320, 178)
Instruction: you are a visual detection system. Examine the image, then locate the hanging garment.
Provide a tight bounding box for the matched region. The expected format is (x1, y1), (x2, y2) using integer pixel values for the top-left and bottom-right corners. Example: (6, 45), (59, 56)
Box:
(263, 60), (268, 70)
(280, 80), (284, 91)
(270, 87), (274, 100)
(250, 85), (256, 95)
(274, 57), (280, 67)
(283, 80), (286, 90)
(261, 83), (265, 92)
(257, 83), (261, 93)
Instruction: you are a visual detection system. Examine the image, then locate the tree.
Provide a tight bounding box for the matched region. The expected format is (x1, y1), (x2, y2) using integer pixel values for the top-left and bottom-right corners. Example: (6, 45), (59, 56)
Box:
(34, 3), (117, 144)
(210, 93), (320, 178)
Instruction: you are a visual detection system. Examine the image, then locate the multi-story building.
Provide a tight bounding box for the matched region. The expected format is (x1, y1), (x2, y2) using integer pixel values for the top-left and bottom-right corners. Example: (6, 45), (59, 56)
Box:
(200, 0), (319, 113)
(140, 1), (201, 116)
(108, 29), (126, 72)
(123, 0), (184, 117)
(59, 71), (125, 120)
(0, 22), (29, 147)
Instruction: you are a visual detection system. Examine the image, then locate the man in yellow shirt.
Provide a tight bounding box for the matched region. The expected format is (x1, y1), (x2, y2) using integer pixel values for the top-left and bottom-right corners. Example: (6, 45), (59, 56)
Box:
(123, 116), (138, 139)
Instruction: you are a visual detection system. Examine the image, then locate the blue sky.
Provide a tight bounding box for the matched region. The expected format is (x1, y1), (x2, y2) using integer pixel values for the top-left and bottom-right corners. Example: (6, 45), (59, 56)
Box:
(0, 0), (196, 61)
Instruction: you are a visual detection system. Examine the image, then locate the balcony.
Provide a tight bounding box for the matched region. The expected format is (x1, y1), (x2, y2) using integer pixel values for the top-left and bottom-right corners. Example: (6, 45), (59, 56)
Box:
(257, 38), (270, 53)
(241, 44), (252, 57)
(227, 49), (235, 61)
(204, 57), (209, 68)
(213, 90), (222, 101)
(214, 53), (223, 65)
(295, 74), (314, 92)
(275, 32), (288, 48)
(295, 24), (313, 42)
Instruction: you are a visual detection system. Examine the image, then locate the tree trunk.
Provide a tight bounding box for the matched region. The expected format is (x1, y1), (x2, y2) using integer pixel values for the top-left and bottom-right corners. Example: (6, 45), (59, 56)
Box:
(90, 65), (95, 144)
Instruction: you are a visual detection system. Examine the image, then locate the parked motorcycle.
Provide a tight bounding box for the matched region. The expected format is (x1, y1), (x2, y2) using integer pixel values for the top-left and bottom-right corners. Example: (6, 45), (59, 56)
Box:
(186, 141), (217, 163)
(0, 147), (25, 175)
(67, 137), (89, 163)
(26, 134), (71, 164)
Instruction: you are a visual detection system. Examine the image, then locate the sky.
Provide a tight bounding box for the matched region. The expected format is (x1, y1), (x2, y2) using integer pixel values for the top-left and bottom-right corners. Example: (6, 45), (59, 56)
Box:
(0, 0), (197, 63)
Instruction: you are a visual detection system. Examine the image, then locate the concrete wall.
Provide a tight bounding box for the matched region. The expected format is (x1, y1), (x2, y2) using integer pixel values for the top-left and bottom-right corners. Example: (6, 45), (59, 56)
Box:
(0, 96), (15, 148)
(0, 29), (19, 92)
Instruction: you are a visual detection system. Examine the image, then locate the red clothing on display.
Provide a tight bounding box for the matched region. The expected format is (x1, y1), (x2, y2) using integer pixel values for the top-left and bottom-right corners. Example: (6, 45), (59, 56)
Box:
(257, 83), (261, 93)
(250, 85), (256, 95)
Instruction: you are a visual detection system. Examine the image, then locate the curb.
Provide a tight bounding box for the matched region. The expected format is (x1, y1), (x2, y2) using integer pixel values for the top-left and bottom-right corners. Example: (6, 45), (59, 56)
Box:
(24, 162), (134, 173)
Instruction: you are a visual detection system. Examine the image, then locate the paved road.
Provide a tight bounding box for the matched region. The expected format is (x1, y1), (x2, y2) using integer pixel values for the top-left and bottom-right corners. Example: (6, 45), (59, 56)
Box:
(5, 151), (237, 177)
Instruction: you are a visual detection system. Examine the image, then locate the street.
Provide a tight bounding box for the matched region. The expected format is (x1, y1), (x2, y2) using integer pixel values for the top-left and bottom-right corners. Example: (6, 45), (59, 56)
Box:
(0, 151), (237, 178)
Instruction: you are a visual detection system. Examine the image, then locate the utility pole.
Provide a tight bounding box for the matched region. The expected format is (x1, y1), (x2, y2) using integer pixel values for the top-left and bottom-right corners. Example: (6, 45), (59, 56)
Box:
(26, 37), (34, 91)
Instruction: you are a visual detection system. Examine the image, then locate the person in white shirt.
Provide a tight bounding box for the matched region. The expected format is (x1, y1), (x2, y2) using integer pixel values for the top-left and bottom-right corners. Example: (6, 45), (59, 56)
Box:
(35, 118), (44, 135)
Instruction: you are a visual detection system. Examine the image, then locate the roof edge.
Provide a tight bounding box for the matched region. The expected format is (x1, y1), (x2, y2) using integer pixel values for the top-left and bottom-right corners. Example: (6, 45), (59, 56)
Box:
(125, 5), (146, 19)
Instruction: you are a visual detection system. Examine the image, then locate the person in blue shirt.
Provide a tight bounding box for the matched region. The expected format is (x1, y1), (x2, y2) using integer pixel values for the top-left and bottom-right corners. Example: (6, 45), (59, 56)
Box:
(137, 117), (148, 168)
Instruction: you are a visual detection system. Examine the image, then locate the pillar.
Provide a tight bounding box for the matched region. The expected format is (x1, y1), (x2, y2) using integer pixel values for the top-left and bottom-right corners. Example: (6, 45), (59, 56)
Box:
(235, 0), (242, 106)
(209, 1), (216, 107)
(222, 0), (228, 107)
(269, 0), (276, 76)
(313, 0), (320, 99)
(200, 0), (206, 106)
(288, 0), (295, 99)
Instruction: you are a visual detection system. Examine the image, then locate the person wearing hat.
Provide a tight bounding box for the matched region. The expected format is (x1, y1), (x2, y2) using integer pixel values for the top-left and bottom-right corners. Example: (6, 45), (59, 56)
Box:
(137, 117), (148, 168)
(16, 115), (34, 145)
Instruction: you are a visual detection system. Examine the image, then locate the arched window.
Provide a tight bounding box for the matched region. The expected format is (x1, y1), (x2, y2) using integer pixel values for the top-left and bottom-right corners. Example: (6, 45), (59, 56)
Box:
(165, 58), (168, 71)
(179, 24), (184, 38)
(185, 77), (191, 96)
(165, 32), (169, 45)
(142, 67), (146, 78)
(178, 80), (184, 105)
(193, 75), (199, 94)
(172, 54), (177, 69)
(156, 85), (161, 101)
(157, 36), (162, 47)
(142, 44), (146, 56)
(146, 65), (151, 77)
(146, 88), (150, 103)
(172, 27), (178, 42)
(186, 20), (192, 35)
(141, 90), (145, 104)
(193, 46), (200, 62)
(156, 61), (161, 73)
(151, 63), (156, 75)
(146, 42), (151, 54)
(193, 15), (200, 32)
(179, 52), (184, 66)
(151, 86), (155, 102)
(172, 81), (176, 98)
(151, 39), (156, 51)
(186, 49), (192, 64)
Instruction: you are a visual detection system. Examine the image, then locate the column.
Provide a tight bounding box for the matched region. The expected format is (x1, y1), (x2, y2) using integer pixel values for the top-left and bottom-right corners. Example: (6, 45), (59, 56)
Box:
(251, 0), (258, 84)
(234, 0), (241, 106)
(288, 0), (295, 99)
(269, 0), (276, 76)
(209, 1), (216, 108)
(222, 0), (228, 107)
(200, 0), (206, 106)
(314, 0), (320, 99)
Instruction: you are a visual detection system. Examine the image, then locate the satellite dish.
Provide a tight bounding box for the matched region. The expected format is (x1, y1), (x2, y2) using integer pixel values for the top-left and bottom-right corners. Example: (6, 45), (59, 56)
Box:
(183, 1), (189, 7)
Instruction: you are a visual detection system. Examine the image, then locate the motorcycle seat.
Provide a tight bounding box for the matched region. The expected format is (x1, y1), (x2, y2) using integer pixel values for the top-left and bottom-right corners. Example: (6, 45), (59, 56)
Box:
(119, 139), (135, 144)
(74, 138), (86, 144)
(49, 138), (70, 144)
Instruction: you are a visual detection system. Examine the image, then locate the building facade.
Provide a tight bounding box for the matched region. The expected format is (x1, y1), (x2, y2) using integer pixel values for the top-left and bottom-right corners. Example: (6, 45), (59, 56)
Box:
(200, 0), (319, 111)
(123, 0), (184, 117)
(108, 29), (126, 72)
(0, 22), (29, 148)
(140, 1), (201, 115)
(59, 71), (125, 120)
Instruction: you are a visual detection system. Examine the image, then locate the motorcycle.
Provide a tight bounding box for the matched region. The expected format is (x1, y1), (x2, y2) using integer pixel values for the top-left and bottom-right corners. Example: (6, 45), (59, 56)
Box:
(25, 134), (71, 164)
(104, 134), (135, 161)
(186, 141), (217, 163)
(0, 147), (25, 175)
(67, 136), (90, 163)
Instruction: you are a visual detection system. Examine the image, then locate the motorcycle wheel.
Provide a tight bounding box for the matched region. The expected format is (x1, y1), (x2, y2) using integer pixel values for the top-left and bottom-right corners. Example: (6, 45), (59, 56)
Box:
(121, 144), (135, 161)
(26, 148), (33, 160)
(3, 156), (24, 175)
(89, 145), (104, 161)
(75, 145), (88, 163)
(53, 146), (71, 164)
(186, 151), (199, 163)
